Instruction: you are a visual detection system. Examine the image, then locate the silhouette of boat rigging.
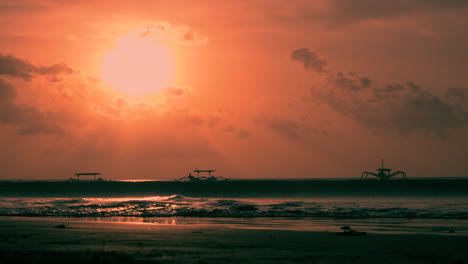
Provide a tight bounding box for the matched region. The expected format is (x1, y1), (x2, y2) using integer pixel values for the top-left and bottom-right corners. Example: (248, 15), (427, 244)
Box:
(177, 169), (230, 181)
(68, 172), (106, 182)
(361, 160), (407, 180)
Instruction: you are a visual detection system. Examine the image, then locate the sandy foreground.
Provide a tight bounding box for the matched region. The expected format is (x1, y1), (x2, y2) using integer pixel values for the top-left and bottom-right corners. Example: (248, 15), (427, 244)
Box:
(1, 217), (467, 264)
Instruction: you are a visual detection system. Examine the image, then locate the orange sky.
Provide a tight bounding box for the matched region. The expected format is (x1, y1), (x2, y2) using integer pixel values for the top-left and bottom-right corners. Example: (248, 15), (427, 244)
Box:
(1, 0), (468, 180)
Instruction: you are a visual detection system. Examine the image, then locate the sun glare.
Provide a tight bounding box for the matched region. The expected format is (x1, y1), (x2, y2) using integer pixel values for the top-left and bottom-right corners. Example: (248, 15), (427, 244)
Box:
(101, 38), (172, 96)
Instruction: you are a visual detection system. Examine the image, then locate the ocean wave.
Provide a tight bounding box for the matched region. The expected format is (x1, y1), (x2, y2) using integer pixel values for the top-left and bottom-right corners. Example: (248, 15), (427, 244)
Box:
(0, 196), (468, 219)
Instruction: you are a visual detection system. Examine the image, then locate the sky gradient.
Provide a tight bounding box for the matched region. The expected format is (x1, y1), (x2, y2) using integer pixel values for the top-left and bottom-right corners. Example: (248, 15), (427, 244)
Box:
(1, 0), (468, 180)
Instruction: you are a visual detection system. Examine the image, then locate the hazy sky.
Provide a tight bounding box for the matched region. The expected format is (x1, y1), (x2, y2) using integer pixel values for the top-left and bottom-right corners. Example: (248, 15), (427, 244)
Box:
(1, 0), (468, 180)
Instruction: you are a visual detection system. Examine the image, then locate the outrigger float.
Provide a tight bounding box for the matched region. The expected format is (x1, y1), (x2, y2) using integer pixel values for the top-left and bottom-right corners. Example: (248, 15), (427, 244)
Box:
(177, 169), (230, 181)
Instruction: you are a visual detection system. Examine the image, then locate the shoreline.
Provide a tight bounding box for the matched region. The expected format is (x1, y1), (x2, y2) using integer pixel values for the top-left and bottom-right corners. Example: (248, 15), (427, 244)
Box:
(1, 217), (468, 263)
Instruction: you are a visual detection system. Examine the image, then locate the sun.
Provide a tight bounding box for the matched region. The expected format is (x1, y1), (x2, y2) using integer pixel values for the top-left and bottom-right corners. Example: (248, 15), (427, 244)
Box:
(101, 38), (173, 96)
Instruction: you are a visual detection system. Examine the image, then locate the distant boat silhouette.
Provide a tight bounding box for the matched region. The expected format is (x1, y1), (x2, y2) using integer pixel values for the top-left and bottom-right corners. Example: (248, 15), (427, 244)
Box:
(361, 160), (407, 180)
(68, 172), (106, 182)
(177, 169), (230, 181)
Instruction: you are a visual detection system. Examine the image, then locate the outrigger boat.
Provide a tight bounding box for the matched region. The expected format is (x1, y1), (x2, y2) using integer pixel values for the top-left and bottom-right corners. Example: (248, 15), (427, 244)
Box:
(67, 172), (106, 182)
(177, 169), (230, 181)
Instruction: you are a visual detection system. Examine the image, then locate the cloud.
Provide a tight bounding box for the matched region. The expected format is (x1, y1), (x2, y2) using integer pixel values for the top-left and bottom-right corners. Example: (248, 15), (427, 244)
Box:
(332, 72), (372, 91)
(114, 97), (128, 109)
(36, 62), (75, 75)
(329, 80), (467, 138)
(237, 129), (252, 139)
(221, 125), (234, 132)
(291, 49), (468, 138)
(257, 115), (326, 141)
(163, 86), (192, 96)
(138, 21), (208, 46)
(273, 0), (468, 38)
(17, 122), (63, 135)
(444, 87), (468, 106)
(208, 116), (222, 128)
(0, 54), (36, 81)
(0, 79), (16, 101)
(322, 0), (468, 26)
(291, 48), (327, 72)
(0, 79), (64, 135)
(0, 54), (75, 81)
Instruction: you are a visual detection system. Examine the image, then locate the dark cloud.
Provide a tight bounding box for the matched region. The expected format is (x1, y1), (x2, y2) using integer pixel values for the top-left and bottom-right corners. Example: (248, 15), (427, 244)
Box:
(444, 87), (468, 105)
(332, 72), (372, 91)
(0, 54), (75, 81)
(221, 125), (234, 132)
(17, 122), (63, 135)
(360, 77), (372, 88)
(424, 0), (468, 8)
(172, 111), (208, 128)
(291, 48), (468, 138)
(204, 115), (251, 139)
(325, 0), (468, 26)
(383, 84), (405, 93)
(208, 116), (222, 128)
(0, 2), (46, 13)
(237, 129), (252, 139)
(291, 48), (327, 72)
(257, 115), (326, 141)
(326, 0), (411, 25)
(0, 79), (64, 135)
(0, 79), (17, 101)
(0, 54), (36, 81)
(393, 94), (466, 137)
(36, 62), (75, 75)
(307, 69), (468, 138)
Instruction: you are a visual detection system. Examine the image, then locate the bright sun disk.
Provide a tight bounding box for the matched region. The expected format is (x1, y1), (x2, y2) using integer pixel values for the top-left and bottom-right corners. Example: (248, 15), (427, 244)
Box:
(101, 38), (172, 96)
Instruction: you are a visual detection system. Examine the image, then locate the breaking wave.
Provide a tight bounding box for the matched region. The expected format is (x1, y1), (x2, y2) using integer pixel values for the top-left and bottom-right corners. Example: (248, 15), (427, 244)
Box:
(0, 195), (467, 219)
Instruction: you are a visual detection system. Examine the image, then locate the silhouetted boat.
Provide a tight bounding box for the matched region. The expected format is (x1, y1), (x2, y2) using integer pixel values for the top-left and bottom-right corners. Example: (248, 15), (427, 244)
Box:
(176, 169), (230, 181)
(67, 172), (106, 182)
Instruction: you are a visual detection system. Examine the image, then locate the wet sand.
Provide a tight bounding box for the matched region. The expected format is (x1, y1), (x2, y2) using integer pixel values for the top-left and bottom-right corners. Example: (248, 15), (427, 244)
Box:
(1, 217), (468, 264)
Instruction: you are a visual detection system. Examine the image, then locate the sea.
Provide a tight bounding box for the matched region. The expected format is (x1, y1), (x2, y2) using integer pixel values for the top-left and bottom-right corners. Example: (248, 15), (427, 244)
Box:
(0, 178), (467, 235)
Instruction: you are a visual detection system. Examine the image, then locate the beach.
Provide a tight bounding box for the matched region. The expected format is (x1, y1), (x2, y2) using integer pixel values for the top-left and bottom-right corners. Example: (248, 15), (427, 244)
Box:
(1, 217), (467, 264)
